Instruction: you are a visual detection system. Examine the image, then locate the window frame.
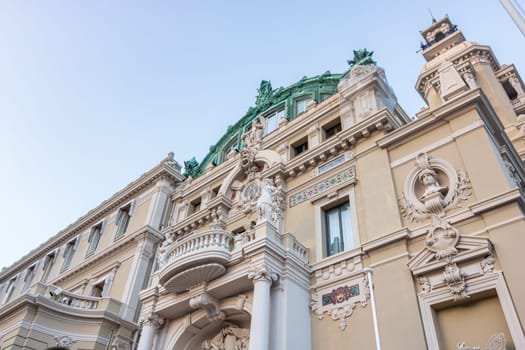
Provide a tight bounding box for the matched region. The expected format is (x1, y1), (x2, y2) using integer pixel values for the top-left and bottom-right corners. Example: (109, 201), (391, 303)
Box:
(2, 275), (18, 304)
(41, 249), (58, 283)
(313, 187), (360, 260)
(295, 97), (313, 116)
(263, 107), (285, 135)
(61, 238), (79, 271)
(114, 200), (135, 240)
(86, 221), (105, 256)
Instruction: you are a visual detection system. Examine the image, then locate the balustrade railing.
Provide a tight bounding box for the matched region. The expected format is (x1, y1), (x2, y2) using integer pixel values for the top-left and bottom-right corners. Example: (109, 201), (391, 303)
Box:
(47, 286), (100, 310)
(165, 229), (233, 264)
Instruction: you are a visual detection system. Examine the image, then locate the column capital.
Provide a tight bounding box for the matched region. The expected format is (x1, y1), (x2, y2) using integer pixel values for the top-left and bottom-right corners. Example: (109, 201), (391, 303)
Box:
(139, 312), (164, 329)
(248, 264), (279, 283)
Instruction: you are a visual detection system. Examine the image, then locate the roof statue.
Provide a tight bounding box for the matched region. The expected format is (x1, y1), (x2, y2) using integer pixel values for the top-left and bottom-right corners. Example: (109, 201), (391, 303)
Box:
(347, 49), (376, 67)
(255, 80), (274, 108)
(183, 157), (200, 178)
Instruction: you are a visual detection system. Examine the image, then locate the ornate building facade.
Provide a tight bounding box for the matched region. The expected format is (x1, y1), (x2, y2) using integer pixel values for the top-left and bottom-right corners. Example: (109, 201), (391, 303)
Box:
(2, 16), (525, 350)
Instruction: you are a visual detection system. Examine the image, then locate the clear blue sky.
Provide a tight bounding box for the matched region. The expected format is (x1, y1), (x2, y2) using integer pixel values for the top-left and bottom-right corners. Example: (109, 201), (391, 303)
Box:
(1, 1), (523, 269)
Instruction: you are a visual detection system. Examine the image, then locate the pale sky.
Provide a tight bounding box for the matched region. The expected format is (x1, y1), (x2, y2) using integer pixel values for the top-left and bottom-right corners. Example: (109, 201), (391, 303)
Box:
(1, 1), (523, 269)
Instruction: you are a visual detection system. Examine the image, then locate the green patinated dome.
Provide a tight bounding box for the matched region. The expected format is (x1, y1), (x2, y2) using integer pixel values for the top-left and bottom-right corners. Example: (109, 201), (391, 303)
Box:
(183, 50), (376, 178)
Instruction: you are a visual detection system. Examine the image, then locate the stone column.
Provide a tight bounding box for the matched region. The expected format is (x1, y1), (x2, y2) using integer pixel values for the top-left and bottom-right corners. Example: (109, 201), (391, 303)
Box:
(137, 313), (163, 350)
(248, 265), (278, 350)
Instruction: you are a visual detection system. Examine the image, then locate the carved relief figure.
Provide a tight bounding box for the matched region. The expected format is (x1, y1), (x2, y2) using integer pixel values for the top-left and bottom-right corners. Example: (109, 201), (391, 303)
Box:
(418, 168), (448, 200)
(201, 324), (249, 350)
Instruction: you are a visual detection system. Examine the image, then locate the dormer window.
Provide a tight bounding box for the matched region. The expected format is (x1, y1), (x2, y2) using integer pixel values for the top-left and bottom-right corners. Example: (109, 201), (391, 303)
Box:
(296, 98), (312, 116)
(265, 109), (284, 135)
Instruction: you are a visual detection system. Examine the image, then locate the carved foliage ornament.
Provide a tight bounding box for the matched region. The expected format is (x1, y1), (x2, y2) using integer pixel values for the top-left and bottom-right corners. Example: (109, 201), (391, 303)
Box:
(54, 335), (76, 348)
(457, 332), (506, 350)
(202, 324), (250, 350)
(400, 153), (471, 222)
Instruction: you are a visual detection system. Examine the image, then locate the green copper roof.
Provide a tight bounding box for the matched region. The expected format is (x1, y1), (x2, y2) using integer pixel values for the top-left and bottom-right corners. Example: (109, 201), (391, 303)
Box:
(182, 50), (377, 178)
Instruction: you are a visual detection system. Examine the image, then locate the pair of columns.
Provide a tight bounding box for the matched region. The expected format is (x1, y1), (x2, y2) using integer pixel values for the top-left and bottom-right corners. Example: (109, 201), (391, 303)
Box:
(136, 264), (279, 350)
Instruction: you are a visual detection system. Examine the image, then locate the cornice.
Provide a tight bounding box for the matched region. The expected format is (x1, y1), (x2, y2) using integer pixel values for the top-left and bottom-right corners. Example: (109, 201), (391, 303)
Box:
(284, 108), (399, 178)
(377, 89), (483, 149)
(0, 162), (181, 281)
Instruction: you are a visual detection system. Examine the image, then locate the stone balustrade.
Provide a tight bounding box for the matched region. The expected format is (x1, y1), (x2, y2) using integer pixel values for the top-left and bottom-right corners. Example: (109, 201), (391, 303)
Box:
(159, 229), (234, 292)
(47, 285), (100, 309)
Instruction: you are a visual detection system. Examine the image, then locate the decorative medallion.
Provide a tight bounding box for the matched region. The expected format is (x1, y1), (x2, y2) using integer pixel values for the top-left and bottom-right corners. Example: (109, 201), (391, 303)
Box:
(290, 165), (356, 207)
(399, 153), (471, 222)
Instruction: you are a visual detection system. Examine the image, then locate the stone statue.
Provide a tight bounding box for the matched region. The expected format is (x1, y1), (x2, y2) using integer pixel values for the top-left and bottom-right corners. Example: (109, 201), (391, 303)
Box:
(158, 233), (174, 267)
(418, 168), (448, 200)
(509, 76), (524, 96)
(256, 178), (277, 224)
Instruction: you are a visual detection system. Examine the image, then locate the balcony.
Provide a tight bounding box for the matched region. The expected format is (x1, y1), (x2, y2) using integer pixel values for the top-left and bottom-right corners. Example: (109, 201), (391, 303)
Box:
(159, 229), (233, 293)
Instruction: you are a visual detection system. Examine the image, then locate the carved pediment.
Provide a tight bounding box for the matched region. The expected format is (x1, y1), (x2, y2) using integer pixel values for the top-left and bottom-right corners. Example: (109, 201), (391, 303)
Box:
(408, 235), (493, 276)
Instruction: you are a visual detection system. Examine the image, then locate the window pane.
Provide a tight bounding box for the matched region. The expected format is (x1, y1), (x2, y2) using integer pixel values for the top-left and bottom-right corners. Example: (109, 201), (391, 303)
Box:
(326, 208), (342, 256)
(340, 202), (353, 250)
(266, 113), (279, 134)
(296, 99), (312, 115)
(325, 202), (352, 257)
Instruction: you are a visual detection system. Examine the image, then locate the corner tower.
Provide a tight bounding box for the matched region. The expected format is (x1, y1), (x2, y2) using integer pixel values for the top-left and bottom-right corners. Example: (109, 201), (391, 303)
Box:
(415, 15), (525, 126)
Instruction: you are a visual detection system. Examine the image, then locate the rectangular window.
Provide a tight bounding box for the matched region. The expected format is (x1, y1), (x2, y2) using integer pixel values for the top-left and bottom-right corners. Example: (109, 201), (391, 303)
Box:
(41, 251), (56, 283)
(62, 239), (78, 271)
(325, 202), (353, 257)
(296, 98), (312, 116)
(3, 276), (17, 304)
(265, 109), (284, 135)
(189, 197), (201, 215)
(323, 120), (342, 140)
(22, 265), (36, 292)
(115, 205), (132, 239)
(291, 137), (308, 158)
(86, 223), (103, 256)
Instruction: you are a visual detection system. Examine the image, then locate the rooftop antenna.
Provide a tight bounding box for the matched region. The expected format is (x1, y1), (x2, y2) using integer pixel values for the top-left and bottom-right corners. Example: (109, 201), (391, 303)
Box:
(428, 8), (437, 23)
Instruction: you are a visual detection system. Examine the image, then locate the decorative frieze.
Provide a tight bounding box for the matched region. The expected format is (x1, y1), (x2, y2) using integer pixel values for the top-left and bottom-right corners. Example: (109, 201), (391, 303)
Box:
(289, 165), (356, 207)
(310, 275), (369, 331)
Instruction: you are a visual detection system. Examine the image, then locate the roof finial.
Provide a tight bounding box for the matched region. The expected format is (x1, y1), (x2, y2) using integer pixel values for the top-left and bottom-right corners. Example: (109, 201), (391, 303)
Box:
(428, 8), (437, 23)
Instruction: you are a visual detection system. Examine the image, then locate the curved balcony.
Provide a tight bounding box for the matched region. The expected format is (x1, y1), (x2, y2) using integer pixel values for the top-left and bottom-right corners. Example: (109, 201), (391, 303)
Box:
(159, 229), (233, 293)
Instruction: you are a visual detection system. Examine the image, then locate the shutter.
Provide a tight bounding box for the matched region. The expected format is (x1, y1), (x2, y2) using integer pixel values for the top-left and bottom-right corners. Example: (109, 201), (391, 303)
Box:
(129, 199), (136, 217)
